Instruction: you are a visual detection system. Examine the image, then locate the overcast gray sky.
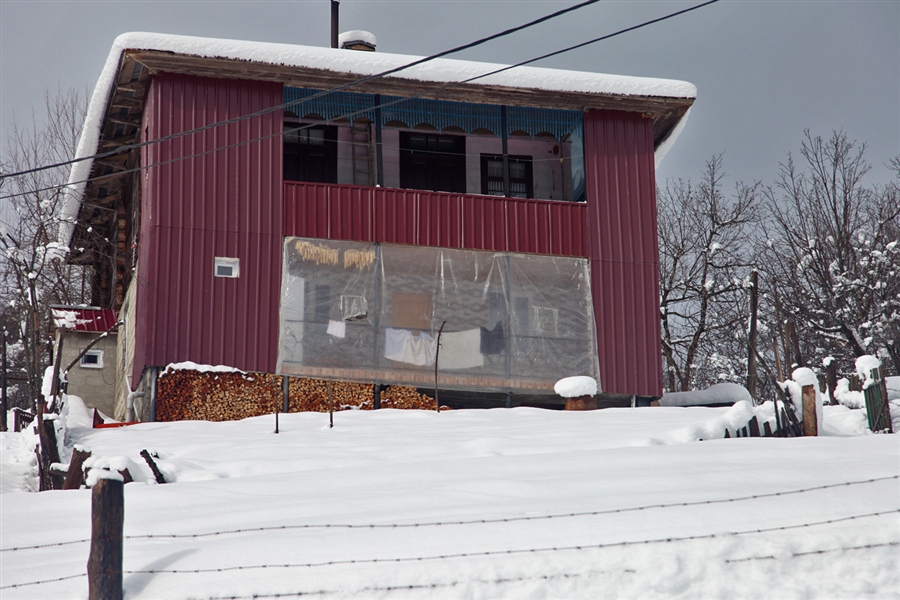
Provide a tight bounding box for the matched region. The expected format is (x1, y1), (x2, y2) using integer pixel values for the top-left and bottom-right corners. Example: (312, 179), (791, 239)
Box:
(1, 0), (897, 187)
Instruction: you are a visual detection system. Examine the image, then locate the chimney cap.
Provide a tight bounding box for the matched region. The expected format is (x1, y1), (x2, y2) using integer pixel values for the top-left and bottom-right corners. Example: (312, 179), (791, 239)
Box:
(339, 30), (376, 51)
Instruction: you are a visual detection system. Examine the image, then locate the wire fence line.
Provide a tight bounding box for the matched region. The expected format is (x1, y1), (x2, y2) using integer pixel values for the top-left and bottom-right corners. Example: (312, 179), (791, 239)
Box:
(199, 568), (634, 600)
(724, 540), (900, 563)
(193, 542), (900, 600)
(113, 508), (900, 575)
(5, 508), (895, 591)
(5, 539), (897, 595)
(0, 573), (84, 590)
(4, 474), (896, 553)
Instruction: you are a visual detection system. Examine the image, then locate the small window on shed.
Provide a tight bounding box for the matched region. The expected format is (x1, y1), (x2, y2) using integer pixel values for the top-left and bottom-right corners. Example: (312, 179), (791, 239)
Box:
(80, 349), (104, 369)
(215, 257), (240, 278)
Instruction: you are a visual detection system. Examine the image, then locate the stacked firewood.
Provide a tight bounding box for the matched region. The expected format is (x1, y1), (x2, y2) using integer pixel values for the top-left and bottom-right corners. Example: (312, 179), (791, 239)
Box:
(156, 369), (447, 421)
(380, 385), (444, 410)
(156, 370), (280, 422)
(288, 378), (374, 412)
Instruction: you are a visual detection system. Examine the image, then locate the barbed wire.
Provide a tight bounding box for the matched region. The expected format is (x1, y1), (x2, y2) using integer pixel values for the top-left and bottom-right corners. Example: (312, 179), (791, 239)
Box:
(201, 568), (627, 599)
(0, 572), (84, 590)
(132, 475), (899, 541)
(725, 540), (899, 563)
(196, 543), (900, 600)
(3, 515), (895, 592)
(116, 509), (899, 575)
(3, 474), (896, 553)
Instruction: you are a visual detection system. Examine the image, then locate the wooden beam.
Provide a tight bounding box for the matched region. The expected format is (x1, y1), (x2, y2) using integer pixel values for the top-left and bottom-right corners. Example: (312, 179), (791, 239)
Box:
(95, 159), (128, 171)
(107, 115), (141, 127)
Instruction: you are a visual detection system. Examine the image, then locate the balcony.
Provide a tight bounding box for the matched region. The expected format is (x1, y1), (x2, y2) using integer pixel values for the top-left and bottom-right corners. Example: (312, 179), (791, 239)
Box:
(283, 181), (588, 258)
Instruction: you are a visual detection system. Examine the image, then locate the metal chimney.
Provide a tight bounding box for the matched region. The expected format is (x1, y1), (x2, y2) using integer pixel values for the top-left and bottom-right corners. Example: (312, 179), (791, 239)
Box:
(331, 0), (339, 49)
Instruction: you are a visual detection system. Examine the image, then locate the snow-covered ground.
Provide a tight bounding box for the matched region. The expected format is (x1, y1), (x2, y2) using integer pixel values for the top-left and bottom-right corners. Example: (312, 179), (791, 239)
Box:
(2, 400), (898, 599)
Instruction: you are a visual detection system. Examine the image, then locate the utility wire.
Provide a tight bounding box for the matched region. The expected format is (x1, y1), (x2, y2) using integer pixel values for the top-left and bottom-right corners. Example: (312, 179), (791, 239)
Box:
(0, 0), (604, 182)
(0, 0), (717, 204)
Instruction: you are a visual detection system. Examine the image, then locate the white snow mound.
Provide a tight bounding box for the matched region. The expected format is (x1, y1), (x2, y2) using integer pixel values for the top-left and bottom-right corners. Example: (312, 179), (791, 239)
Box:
(554, 376), (597, 398)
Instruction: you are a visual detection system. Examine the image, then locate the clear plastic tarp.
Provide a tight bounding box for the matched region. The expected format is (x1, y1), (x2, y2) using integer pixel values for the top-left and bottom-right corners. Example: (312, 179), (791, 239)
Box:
(278, 237), (600, 393)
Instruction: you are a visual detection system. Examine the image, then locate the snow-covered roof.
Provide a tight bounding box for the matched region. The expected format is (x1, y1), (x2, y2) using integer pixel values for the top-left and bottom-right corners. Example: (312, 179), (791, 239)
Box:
(50, 306), (118, 332)
(61, 32), (696, 249)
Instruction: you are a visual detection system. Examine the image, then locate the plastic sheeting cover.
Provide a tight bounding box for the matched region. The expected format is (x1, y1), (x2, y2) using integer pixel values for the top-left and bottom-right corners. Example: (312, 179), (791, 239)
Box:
(277, 237), (600, 392)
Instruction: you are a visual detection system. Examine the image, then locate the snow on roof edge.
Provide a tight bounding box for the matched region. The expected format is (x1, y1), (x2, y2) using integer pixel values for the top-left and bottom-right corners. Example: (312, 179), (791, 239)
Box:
(654, 106), (692, 170)
(60, 31), (697, 248)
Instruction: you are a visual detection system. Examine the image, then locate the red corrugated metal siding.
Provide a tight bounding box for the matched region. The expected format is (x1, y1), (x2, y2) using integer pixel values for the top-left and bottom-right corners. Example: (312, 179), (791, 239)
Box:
(583, 109), (663, 397)
(52, 308), (118, 332)
(283, 183), (588, 257)
(136, 74), (282, 384)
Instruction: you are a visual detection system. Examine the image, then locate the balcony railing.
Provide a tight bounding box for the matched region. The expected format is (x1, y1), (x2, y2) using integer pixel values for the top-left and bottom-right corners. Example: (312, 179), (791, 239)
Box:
(283, 181), (588, 257)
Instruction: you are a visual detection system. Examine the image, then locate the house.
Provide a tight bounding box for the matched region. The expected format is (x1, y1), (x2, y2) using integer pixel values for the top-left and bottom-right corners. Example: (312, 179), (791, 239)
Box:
(50, 306), (119, 417)
(60, 32), (695, 420)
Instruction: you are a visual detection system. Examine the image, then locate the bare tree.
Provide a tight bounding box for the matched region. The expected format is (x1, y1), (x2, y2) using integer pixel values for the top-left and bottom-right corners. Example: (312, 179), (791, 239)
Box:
(658, 154), (762, 391)
(0, 87), (91, 408)
(761, 130), (900, 374)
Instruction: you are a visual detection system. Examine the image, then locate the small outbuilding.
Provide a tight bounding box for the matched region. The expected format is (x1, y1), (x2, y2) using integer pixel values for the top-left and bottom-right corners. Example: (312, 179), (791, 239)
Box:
(50, 306), (119, 417)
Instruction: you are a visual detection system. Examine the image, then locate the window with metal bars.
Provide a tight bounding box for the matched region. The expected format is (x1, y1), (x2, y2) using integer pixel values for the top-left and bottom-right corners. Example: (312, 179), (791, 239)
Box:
(480, 154), (533, 198)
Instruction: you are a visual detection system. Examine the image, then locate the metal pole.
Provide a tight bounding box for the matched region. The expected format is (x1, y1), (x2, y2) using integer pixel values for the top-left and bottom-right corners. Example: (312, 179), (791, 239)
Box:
(500, 106), (510, 197)
(374, 94), (384, 187)
(331, 0), (340, 49)
(434, 321), (446, 413)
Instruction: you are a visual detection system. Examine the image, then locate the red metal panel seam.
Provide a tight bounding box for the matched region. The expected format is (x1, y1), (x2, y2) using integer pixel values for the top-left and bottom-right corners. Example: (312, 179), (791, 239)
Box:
(620, 116), (639, 393)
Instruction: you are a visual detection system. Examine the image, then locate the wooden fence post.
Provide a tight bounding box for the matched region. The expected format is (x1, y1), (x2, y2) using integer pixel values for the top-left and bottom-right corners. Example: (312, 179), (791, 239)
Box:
(88, 477), (124, 600)
(1, 328), (7, 432)
(62, 448), (92, 490)
(801, 384), (818, 436)
(863, 366), (894, 434)
(38, 415), (62, 490)
(825, 360), (838, 405)
(746, 270), (759, 401)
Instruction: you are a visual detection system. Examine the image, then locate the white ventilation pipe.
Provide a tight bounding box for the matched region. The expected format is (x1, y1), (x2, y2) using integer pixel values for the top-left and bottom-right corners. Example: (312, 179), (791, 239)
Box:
(125, 390), (144, 422)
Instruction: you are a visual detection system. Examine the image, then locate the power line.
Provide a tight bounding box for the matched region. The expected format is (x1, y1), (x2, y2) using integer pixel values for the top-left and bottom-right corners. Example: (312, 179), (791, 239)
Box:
(0, 0), (718, 203)
(0, 0), (604, 182)
(3, 474), (895, 552)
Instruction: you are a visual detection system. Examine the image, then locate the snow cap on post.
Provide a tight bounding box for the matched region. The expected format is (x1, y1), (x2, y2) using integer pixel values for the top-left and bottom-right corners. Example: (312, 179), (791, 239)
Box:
(554, 376), (598, 398)
(855, 355), (882, 389)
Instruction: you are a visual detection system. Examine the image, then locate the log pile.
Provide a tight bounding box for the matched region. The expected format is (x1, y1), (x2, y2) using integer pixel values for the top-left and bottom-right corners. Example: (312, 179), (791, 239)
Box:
(288, 378), (373, 412)
(156, 370), (280, 422)
(380, 385), (444, 410)
(157, 369), (447, 421)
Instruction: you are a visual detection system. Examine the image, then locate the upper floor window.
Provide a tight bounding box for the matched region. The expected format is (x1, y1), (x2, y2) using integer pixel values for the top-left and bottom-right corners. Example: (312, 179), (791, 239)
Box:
(284, 123), (337, 183)
(399, 132), (466, 193)
(480, 154), (533, 199)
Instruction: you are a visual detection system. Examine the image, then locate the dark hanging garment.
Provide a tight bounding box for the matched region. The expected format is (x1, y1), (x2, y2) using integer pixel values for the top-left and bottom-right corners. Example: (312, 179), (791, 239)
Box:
(480, 322), (506, 355)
